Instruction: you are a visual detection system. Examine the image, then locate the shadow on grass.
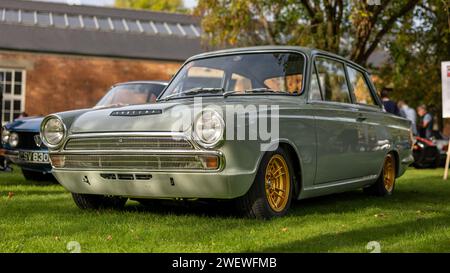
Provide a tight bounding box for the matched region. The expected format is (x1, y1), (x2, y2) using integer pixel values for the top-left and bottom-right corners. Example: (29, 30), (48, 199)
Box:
(259, 215), (450, 252)
(124, 199), (239, 218)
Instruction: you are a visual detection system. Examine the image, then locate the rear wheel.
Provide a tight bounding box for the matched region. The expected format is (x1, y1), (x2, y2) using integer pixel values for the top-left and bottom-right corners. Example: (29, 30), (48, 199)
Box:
(71, 193), (127, 210)
(234, 148), (294, 219)
(364, 153), (396, 196)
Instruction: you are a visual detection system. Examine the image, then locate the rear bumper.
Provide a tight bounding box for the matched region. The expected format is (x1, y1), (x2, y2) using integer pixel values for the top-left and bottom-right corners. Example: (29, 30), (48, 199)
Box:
(53, 169), (255, 199)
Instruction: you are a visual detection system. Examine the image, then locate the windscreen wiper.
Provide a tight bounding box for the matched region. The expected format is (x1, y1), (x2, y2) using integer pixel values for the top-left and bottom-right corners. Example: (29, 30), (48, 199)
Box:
(223, 88), (290, 98)
(159, 87), (225, 101)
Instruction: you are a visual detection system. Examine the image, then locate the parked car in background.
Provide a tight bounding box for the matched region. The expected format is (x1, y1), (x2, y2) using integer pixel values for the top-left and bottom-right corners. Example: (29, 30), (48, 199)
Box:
(412, 137), (441, 169)
(41, 47), (413, 219)
(1, 81), (167, 181)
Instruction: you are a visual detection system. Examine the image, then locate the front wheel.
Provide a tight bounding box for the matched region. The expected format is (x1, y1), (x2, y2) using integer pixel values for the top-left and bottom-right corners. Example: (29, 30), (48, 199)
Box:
(364, 153), (396, 196)
(234, 148), (294, 219)
(72, 193), (127, 210)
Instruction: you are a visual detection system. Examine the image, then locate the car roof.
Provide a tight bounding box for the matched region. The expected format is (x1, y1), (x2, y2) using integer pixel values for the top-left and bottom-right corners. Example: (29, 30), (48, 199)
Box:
(186, 46), (369, 74)
(113, 81), (168, 87)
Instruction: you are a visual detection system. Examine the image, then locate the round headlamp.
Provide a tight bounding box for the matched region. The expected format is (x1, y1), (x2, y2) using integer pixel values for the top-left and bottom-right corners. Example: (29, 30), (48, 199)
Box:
(8, 132), (19, 148)
(40, 116), (66, 149)
(193, 110), (224, 148)
(1, 128), (10, 144)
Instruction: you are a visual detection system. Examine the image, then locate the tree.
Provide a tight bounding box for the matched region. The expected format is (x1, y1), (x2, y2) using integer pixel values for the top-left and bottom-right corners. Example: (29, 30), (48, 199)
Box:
(195, 0), (420, 66)
(377, 0), (449, 126)
(115, 0), (186, 13)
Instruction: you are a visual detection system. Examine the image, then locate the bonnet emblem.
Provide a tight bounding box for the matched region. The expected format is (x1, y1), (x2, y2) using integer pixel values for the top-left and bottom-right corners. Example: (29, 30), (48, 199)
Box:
(34, 135), (43, 147)
(110, 109), (162, 117)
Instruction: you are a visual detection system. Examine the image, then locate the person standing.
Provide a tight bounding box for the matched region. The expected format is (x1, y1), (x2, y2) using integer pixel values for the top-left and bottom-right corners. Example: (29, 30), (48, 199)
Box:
(417, 104), (433, 139)
(380, 88), (400, 116)
(398, 100), (418, 135)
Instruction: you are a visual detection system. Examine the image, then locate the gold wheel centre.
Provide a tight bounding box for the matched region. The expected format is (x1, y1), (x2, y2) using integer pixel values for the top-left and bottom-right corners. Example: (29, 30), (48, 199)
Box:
(265, 154), (290, 212)
(383, 154), (395, 192)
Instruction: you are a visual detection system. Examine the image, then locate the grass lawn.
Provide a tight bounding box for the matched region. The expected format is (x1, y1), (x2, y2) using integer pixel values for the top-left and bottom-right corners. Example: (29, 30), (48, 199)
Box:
(0, 167), (449, 253)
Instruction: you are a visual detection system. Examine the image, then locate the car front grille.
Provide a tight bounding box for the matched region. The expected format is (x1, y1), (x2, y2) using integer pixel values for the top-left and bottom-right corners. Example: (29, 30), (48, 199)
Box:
(52, 154), (218, 170)
(15, 132), (41, 150)
(64, 136), (193, 151)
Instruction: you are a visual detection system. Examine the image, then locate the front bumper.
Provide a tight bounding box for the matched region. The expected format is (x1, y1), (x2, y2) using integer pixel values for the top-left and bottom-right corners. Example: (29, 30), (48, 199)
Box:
(50, 132), (257, 199)
(53, 169), (255, 199)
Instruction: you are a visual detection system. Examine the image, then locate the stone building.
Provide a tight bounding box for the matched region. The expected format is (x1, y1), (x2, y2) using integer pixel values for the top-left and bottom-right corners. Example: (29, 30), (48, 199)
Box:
(0, 0), (203, 124)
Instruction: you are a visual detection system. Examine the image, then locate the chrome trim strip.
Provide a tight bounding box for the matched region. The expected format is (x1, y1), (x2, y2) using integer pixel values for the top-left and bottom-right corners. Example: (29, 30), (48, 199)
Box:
(304, 175), (378, 191)
(52, 149), (221, 156)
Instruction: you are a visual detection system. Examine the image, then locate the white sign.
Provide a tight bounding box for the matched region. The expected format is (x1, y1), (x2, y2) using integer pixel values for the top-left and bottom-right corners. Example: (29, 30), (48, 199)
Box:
(442, 61), (450, 118)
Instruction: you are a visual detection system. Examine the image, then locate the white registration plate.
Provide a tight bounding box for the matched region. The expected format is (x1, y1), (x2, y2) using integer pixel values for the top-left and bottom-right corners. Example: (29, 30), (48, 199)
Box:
(19, 152), (50, 163)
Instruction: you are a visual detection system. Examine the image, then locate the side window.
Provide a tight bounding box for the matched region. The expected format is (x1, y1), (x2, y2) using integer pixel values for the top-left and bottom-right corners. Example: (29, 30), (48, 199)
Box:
(309, 65), (322, 100)
(315, 57), (351, 103)
(347, 66), (376, 106)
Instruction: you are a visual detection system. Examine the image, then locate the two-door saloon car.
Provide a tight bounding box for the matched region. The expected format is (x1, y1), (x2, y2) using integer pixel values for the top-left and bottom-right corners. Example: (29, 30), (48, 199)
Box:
(2, 81), (167, 181)
(40, 47), (413, 219)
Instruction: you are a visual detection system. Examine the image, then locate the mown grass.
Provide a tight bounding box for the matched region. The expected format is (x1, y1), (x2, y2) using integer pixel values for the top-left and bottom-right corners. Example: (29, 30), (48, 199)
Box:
(0, 167), (449, 253)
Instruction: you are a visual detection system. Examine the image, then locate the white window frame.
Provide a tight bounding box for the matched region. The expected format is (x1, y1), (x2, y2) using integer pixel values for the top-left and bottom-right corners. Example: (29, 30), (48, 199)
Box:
(1, 68), (26, 125)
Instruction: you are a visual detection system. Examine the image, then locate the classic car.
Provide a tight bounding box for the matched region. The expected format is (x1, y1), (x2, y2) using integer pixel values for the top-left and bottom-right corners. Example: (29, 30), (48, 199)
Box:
(40, 47), (414, 219)
(2, 81), (167, 181)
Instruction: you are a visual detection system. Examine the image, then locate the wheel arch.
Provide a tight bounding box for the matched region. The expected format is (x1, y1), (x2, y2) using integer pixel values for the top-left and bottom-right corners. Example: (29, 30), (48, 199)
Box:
(256, 139), (303, 199)
(389, 149), (400, 178)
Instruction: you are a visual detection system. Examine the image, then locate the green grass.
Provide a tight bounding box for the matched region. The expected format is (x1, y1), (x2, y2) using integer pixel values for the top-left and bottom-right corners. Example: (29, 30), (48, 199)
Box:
(0, 167), (449, 253)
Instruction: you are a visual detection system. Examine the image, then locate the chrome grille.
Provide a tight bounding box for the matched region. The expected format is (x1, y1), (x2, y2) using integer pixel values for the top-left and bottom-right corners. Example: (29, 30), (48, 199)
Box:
(64, 136), (193, 151)
(60, 154), (207, 170)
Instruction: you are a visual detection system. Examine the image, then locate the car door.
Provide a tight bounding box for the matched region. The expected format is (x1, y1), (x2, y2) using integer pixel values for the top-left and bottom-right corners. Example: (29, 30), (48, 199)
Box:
(309, 56), (368, 184)
(346, 65), (387, 176)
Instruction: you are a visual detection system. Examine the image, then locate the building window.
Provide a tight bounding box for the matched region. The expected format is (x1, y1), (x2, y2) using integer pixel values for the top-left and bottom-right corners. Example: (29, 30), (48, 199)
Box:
(0, 69), (26, 125)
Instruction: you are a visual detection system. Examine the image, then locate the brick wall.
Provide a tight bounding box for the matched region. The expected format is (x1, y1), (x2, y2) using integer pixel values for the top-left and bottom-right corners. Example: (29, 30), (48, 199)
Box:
(0, 50), (182, 116)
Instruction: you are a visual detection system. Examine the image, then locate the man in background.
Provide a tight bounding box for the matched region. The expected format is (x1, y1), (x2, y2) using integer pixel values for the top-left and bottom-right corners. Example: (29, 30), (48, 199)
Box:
(398, 100), (418, 135)
(417, 104), (433, 139)
(380, 88), (400, 116)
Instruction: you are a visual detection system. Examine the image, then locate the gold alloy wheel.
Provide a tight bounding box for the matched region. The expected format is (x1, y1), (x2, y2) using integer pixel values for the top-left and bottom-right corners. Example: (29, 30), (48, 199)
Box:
(383, 154), (396, 192)
(265, 154), (290, 212)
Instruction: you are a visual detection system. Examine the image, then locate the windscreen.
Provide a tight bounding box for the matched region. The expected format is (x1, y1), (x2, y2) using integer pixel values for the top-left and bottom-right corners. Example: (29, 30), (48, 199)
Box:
(160, 52), (305, 99)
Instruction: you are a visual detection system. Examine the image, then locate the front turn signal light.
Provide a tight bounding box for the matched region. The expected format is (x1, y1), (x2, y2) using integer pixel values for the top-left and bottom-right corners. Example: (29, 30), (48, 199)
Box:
(199, 155), (220, 170)
(50, 155), (65, 168)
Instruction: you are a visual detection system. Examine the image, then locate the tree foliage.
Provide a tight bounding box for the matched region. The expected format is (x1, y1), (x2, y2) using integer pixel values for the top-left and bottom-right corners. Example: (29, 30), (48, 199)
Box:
(196, 0), (420, 66)
(378, 0), (449, 119)
(115, 0), (186, 13)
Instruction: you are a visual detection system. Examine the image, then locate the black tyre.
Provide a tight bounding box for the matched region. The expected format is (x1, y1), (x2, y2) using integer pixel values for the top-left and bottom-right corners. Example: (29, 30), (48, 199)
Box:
(234, 147), (294, 219)
(22, 169), (56, 182)
(364, 153), (396, 196)
(72, 193), (127, 210)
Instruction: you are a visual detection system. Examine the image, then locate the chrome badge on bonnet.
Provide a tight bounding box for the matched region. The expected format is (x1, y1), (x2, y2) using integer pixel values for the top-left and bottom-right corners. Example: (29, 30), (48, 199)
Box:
(34, 134), (43, 147)
(110, 109), (162, 117)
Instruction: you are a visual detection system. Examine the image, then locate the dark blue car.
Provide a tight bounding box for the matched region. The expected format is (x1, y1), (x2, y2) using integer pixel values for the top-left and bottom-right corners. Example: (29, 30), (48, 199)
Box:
(1, 81), (167, 181)
(2, 116), (51, 180)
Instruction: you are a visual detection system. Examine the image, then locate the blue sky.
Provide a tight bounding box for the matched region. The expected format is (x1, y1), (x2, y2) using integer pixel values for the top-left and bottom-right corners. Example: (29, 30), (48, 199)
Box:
(32, 0), (198, 9)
